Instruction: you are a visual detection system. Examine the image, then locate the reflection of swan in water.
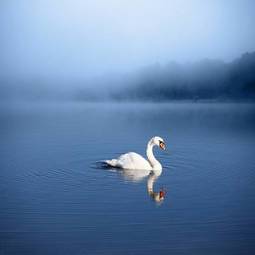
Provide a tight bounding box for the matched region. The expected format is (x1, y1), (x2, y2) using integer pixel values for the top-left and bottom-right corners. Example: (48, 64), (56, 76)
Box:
(105, 136), (166, 172)
(120, 166), (162, 182)
(120, 168), (166, 203)
(147, 172), (166, 202)
(120, 168), (152, 182)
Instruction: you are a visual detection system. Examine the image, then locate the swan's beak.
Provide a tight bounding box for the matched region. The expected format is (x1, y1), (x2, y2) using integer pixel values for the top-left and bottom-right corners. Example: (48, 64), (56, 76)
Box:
(159, 141), (166, 150)
(159, 190), (165, 199)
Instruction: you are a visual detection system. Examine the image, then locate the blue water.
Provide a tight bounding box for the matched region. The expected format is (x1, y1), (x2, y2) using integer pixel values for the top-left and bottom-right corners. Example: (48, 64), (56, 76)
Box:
(1, 102), (255, 254)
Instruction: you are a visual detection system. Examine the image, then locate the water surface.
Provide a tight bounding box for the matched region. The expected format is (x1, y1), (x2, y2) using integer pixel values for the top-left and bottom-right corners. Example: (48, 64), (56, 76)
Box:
(1, 102), (255, 254)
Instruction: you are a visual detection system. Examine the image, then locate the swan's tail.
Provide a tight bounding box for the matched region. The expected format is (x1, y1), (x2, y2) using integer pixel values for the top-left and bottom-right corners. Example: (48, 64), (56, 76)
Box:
(105, 159), (118, 167)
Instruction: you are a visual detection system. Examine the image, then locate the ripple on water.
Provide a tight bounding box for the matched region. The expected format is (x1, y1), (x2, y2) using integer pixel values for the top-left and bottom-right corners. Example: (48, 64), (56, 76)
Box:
(1, 103), (255, 255)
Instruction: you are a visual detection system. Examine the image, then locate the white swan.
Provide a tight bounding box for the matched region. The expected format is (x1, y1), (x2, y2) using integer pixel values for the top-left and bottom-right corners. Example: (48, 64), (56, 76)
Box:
(105, 136), (166, 172)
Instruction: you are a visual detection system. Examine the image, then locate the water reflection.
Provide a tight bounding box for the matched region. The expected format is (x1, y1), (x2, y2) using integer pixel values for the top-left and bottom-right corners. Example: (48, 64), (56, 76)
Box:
(100, 160), (166, 203)
(120, 168), (166, 203)
(121, 169), (151, 182)
(147, 172), (166, 203)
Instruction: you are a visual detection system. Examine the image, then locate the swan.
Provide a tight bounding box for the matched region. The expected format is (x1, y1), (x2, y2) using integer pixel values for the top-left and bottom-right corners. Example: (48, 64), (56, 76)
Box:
(105, 136), (166, 172)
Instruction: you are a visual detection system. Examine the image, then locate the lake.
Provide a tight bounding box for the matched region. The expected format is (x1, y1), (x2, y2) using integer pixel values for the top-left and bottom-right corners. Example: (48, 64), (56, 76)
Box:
(1, 102), (255, 255)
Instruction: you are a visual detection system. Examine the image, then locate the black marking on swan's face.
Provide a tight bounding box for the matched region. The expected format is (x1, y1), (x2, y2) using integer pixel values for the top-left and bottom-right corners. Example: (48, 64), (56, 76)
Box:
(159, 140), (166, 150)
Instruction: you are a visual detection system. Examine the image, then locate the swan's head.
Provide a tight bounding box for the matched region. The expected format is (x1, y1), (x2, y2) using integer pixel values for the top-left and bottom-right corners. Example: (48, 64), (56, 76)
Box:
(151, 189), (166, 202)
(152, 136), (166, 150)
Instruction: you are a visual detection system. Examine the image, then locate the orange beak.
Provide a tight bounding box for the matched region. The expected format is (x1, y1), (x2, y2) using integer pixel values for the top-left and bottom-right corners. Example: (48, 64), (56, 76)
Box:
(159, 190), (165, 199)
(159, 142), (166, 150)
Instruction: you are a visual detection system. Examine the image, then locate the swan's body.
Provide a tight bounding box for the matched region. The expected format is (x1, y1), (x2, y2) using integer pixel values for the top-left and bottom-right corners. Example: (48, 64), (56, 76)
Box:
(106, 152), (152, 170)
(105, 136), (166, 172)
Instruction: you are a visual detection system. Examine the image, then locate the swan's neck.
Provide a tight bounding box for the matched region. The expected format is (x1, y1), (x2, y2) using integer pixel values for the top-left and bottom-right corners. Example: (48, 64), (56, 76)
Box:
(146, 141), (162, 171)
(147, 173), (157, 194)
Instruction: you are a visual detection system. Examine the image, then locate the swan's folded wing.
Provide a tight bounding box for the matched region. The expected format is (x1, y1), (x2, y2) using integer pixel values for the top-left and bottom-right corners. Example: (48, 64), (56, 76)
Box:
(116, 152), (152, 170)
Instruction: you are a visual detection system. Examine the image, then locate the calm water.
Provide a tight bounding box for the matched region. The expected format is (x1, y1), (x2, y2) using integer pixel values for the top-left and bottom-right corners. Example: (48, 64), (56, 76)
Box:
(1, 102), (255, 255)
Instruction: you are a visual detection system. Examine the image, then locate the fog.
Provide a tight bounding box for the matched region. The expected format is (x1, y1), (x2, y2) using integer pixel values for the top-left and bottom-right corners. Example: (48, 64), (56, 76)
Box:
(0, 0), (255, 101)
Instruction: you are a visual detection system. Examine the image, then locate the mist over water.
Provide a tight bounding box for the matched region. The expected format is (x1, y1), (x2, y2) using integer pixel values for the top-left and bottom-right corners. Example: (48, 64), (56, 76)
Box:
(1, 0), (255, 102)
(2, 0), (255, 79)
(1, 52), (255, 102)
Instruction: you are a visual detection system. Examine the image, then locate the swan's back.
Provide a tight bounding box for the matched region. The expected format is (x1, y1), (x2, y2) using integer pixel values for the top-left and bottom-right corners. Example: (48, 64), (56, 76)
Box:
(105, 152), (152, 170)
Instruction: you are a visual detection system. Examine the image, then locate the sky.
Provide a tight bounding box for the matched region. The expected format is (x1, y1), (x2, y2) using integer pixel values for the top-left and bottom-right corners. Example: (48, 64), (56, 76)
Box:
(0, 0), (255, 81)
